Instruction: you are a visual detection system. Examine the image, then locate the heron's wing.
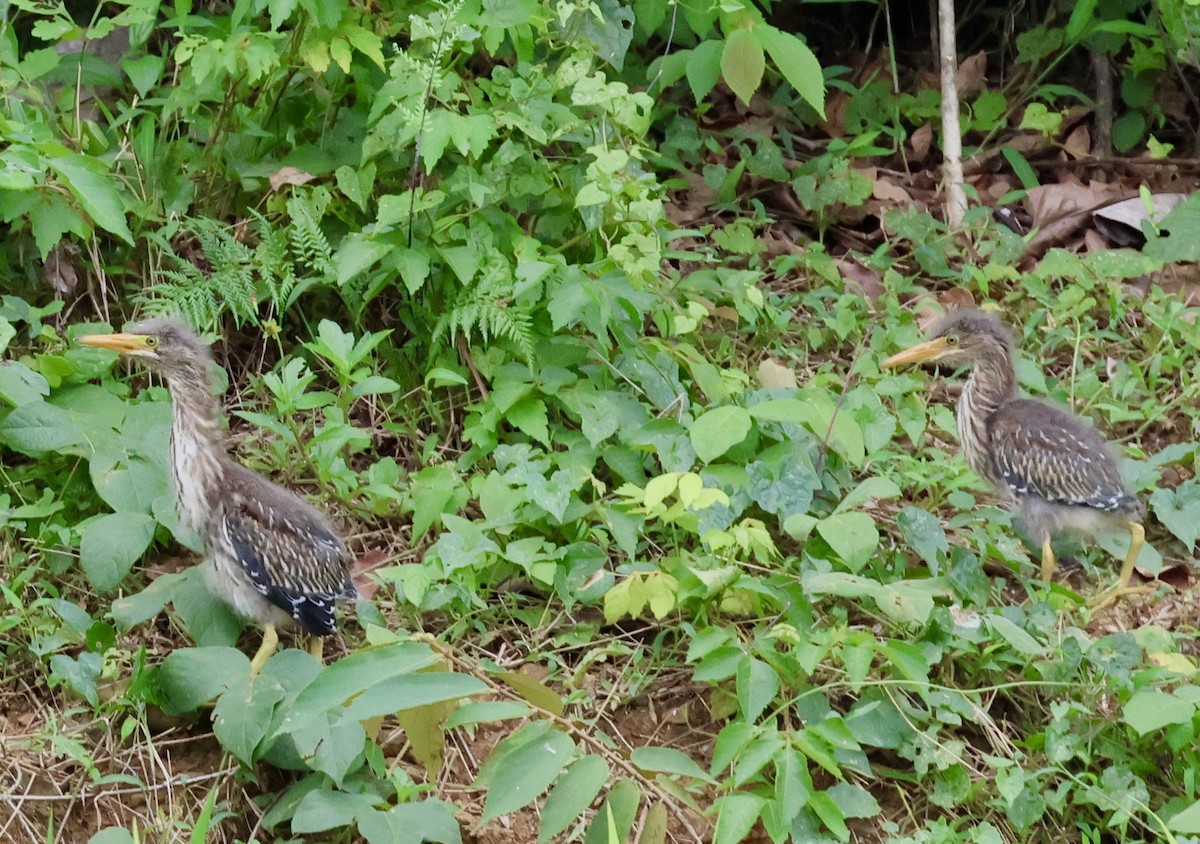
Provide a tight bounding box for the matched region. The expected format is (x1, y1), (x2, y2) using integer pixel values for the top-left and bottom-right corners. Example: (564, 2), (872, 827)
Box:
(989, 399), (1136, 512)
(221, 483), (355, 635)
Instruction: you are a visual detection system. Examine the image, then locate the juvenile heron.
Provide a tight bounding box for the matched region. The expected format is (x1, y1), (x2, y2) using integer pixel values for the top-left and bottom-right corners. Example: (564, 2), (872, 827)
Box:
(81, 318), (357, 672)
(881, 308), (1147, 607)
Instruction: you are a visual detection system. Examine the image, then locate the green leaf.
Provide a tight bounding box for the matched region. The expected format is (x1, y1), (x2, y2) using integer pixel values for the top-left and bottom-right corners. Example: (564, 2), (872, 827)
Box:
(736, 657), (779, 723)
(506, 397), (550, 445)
(336, 235), (393, 287)
(0, 400), (85, 454)
(357, 800), (462, 844)
(1168, 800), (1200, 834)
(630, 746), (712, 781)
(756, 25), (825, 116)
(444, 700), (531, 729)
(80, 513), (157, 592)
(88, 830), (136, 844)
(156, 647), (251, 715)
(690, 406), (752, 462)
(834, 476), (901, 514)
(816, 512), (879, 571)
(1123, 690), (1197, 735)
(539, 755), (610, 843)
(0, 360), (50, 407)
(478, 724), (575, 821)
(1150, 483), (1200, 552)
(720, 28), (765, 106)
(897, 506), (950, 571)
(712, 794), (765, 844)
(686, 40), (723, 103)
(46, 155), (134, 244)
(292, 788), (379, 835)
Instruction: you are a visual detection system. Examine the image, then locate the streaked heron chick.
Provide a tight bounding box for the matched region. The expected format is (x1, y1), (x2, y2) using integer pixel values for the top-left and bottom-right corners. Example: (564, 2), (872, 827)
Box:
(881, 308), (1147, 608)
(81, 318), (357, 672)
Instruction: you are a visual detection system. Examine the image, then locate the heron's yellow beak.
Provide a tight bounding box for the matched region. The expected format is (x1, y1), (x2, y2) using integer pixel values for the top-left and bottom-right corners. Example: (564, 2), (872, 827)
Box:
(78, 332), (155, 355)
(881, 337), (952, 368)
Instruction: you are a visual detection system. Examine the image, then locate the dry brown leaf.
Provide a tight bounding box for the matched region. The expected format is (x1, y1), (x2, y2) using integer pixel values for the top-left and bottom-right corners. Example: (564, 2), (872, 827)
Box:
(43, 242), (80, 296)
(910, 123), (933, 161)
(873, 177), (912, 203)
(268, 165), (315, 192)
(757, 358), (798, 389)
(939, 288), (976, 312)
(956, 51), (988, 98)
(1063, 124), (1091, 159)
(838, 256), (885, 301)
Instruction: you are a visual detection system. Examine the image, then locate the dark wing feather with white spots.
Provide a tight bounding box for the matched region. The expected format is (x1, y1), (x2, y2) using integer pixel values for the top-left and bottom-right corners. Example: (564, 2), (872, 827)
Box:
(221, 466), (356, 635)
(988, 398), (1139, 514)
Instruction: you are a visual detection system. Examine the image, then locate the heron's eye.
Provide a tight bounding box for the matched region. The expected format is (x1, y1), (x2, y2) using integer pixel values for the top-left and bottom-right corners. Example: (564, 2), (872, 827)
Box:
(944, 335), (959, 347)
(145, 336), (160, 349)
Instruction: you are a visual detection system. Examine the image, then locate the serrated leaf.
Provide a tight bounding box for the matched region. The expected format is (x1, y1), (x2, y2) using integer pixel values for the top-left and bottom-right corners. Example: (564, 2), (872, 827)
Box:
(736, 657), (779, 723)
(720, 28), (765, 106)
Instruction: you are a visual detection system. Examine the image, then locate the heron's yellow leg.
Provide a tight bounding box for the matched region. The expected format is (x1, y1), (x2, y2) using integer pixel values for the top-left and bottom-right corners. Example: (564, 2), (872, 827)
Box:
(249, 623), (279, 676)
(309, 636), (325, 663)
(1040, 539), (1057, 583)
(1089, 522), (1152, 610)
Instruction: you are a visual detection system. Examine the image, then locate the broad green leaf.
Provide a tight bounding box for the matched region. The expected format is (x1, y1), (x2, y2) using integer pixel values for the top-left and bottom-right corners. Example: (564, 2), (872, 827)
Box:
(292, 788), (380, 834)
(276, 642), (442, 737)
(157, 647), (251, 715)
(1150, 483), (1200, 552)
(1168, 800), (1200, 834)
(630, 746), (712, 781)
(816, 512), (878, 571)
(834, 476), (901, 514)
(336, 235), (393, 287)
(686, 40), (723, 103)
(444, 700), (531, 729)
(987, 616), (1047, 657)
(720, 28), (765, 106)
(712, 794), (764, 844)
(0, 360), (49, 407)
(584, 779), (640, 844)
(736, 657), (779, 723)
(46, 155), (134, 244)
(897, 506), (950, 571)
(507, 397), (550, 445)
(690, 406), (752, 462)
(357, 800), (462, 844)
(1123, 689), (1197, 735)
(111, 570), (186, 629)
(756, 24), (825, 116)
(539, 755), (610, 843)
(0, 400), (85, 454)
(80, 512), (157, 592)
(88, 831), (136, 844)
(809, 790), (850, 842)
(479, 725), (575, 821)
(496, 670), (566, 716)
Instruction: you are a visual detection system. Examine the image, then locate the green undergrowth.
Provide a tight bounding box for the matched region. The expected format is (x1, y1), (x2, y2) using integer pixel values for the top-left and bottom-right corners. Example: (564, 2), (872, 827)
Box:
(2, 0), (1200, 843)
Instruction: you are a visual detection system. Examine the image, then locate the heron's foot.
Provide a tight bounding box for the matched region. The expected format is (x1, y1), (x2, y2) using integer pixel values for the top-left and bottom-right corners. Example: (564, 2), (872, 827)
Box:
(309, 636), (325, 663)
(1088, 584), (1154, 611)
(249, 623), (279, 676)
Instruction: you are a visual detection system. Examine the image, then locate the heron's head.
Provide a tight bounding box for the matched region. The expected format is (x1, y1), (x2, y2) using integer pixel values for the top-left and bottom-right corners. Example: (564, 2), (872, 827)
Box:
(79, 317), (212, 378)
(881, 308), (1014, 370)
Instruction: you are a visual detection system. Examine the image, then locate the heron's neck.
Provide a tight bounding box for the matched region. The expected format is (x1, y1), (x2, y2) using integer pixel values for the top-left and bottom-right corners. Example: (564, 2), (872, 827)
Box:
(167, 363), (226, 537)
(957, 345), (1016, 483)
